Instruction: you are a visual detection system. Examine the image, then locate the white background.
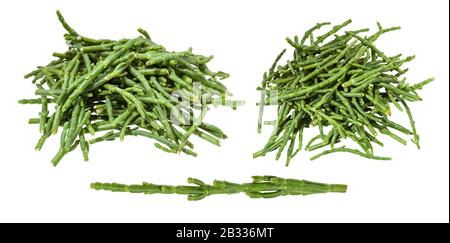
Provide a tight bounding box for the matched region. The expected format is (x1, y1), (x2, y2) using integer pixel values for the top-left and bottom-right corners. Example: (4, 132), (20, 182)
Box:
(0, 0), (448, 223)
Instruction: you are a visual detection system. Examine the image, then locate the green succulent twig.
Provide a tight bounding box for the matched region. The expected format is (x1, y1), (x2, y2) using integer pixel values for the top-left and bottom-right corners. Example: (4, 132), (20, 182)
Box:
(90, 176), (347, 200)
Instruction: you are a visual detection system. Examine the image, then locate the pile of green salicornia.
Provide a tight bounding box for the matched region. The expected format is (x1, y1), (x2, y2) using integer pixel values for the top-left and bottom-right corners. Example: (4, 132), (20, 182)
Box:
(91, 175), (347, 200)
(255, 20), (433, 165)
(20, 11), (241, 166)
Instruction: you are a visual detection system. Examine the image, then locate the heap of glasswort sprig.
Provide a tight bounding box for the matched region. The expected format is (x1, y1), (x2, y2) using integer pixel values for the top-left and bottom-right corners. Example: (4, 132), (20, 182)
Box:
(20, 11), (242, 166)
(255, 20), (433, 165)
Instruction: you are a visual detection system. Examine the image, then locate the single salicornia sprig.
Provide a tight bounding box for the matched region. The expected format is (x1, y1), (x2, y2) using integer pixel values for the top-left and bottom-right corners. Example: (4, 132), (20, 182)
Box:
(90, 176), (347, 200)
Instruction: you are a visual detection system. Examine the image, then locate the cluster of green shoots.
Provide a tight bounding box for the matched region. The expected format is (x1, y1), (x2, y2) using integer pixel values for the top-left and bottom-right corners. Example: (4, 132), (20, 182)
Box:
(255, 20), (433, 165)
(20, 11), (242, 166)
